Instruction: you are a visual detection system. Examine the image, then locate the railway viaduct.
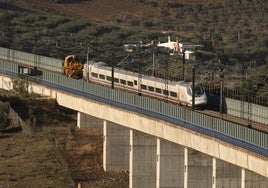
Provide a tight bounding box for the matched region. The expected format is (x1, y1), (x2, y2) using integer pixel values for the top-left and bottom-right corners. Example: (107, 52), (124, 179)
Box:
(0, 73), (267, 188)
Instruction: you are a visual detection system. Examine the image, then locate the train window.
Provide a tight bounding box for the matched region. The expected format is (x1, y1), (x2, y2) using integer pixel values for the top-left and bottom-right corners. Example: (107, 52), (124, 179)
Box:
(141, 84), (147, 90)
(114, 78), (119, 83)
(187, 84), (204, 96)
(134, 80), (137, 85)
(92, 72), (98, 78)
(127, 81), (133, 87)
(99, 74), (105, 79)
(170, 91), (177, 98)
(148, 86), (154, 92)
(156, 88), (161, 94)
(163, 90), (169, 95)
(106, 76), (111, 81)
(120, 79), (126, 85)
(195, 85), (204, 96)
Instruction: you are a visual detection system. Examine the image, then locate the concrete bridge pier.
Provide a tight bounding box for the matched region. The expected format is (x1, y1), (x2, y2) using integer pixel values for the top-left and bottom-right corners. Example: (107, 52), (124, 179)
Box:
(103, 120), (129, 171)
(77, 112), (130, 171)
(157, 139), (184, 188)
(76, 112), (268, 188)
(0, 72), (267, 187)
(130, 130), (157, 188)
(188, 148), (213, 187)
(216, 158), (241, 187)
(77, 112), (103, 129)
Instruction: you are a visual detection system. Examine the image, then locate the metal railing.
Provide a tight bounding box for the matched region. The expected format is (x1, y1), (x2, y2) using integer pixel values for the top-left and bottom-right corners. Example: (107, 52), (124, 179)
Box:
(0, 47), (62, 72)
(43, 71), (268, 156)
(0, 49), (267, 157)
(1, 47), (267, 125)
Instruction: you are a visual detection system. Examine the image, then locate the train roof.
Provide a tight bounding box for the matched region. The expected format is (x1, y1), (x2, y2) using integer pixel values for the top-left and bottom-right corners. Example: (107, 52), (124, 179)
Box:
(93, 62), (108, 67)
(90, 62), (195, 87)
(65, 55), (85, 64)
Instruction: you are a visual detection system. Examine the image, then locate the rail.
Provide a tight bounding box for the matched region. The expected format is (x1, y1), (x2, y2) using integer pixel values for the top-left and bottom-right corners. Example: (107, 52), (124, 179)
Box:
(0, 47), (267, 157)
(0, 47), (267, 125)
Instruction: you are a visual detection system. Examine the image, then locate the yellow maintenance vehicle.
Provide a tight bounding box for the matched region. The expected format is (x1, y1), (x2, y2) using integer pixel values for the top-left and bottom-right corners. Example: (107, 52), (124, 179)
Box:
(62, 55), (84, 79)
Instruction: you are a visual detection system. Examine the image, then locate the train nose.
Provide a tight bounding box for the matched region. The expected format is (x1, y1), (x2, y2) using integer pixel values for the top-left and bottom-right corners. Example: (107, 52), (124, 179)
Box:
(74, 63), (81, 69)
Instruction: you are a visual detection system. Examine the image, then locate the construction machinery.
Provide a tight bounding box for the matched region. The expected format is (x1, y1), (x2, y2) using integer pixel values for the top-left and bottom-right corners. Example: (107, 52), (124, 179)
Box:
(62, 55), (84, 78)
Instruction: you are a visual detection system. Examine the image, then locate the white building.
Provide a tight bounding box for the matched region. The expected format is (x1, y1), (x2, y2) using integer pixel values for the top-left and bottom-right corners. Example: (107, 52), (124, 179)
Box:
(157, 36), (203, 59)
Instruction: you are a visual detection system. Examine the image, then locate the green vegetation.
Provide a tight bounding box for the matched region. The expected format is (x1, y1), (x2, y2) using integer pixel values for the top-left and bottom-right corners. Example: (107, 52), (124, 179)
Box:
(0, 0), (266, 98)
(0, 1), (266, 64)
(12, 78), (29, 97)
(242, 64), (268, 98)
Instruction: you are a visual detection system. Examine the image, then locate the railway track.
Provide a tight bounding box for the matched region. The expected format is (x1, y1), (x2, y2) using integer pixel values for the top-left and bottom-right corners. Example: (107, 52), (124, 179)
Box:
(198, 109), (268, 134)
(1, 56), (267, 134)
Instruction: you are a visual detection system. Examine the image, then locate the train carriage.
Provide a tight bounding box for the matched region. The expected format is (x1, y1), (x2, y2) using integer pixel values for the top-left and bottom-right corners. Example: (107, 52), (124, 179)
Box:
(83, 62), (207, 107)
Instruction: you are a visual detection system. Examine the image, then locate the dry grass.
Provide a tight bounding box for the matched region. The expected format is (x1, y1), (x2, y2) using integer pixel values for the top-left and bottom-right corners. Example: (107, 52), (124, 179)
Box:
(7, 0), (221, 28)
(0, 91), (128, 187)
(0, 131), (75, 187)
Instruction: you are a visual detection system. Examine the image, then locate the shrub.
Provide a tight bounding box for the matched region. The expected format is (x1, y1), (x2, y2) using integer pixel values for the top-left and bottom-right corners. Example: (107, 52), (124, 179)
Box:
(143, 21), (154, 28)
(115, 18), (123, 24)
(0, 102), (10, 132)
(45, 17), (71, 29)
(56, 20), (91, 33)
(12, 78), (28, 97)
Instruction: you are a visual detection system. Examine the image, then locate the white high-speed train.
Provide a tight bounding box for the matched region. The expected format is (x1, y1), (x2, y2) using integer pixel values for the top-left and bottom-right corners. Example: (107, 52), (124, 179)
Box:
(83, 62), (207, 107)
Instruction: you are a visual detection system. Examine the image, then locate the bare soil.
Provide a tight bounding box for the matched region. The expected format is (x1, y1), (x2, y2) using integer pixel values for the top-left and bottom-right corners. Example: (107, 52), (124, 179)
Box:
(6, 0), (221, 33)
(0, 90), (129, 187)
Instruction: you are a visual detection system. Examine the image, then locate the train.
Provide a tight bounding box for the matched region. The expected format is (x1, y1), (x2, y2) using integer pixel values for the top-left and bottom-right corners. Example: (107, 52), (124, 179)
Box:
(62, 55), (84, 78)
(82, 62), (207, 107)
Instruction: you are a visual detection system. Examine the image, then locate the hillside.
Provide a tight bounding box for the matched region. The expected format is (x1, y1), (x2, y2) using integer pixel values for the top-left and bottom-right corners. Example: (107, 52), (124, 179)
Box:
(2, 0), (220, 25)
(0, 89), (129, 187)
(1, 0), (266, 60)
(0, 0), (267, 96)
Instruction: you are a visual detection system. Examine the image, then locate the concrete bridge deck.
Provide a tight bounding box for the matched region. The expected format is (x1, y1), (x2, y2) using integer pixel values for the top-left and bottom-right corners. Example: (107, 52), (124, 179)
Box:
(0, 73), (267, 187)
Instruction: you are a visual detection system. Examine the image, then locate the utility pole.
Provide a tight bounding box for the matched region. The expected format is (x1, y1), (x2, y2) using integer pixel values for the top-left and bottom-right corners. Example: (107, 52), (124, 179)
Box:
(152, 44), (155, 76)
(111, 63), (114, 89)
(219, 66), (224, 116)
(247, 81), (252, 128)
(182, 49), (186, 81)
(7, 26), (13, 61)
(86, 43), (90, 82)
(211, 58), (215, 87)
(164, 58), (169, 102)
(111, 53), (114, 89)
(192, 65), (195, 111)
(138, 71), (142, 96)
(240, 63), (246, 118)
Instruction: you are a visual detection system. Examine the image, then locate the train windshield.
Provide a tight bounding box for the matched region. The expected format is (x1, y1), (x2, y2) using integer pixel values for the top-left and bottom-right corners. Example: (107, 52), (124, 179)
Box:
(187, 84), (204, 97)
(67, 56), (80, 63)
